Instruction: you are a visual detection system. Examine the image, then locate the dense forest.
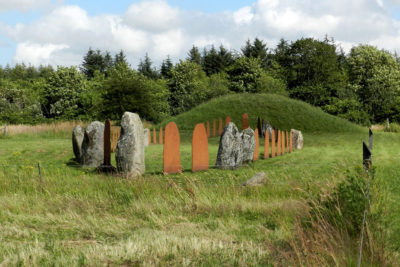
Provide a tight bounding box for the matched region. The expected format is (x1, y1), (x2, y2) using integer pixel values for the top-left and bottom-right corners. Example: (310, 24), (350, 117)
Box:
(1, 37), (400, 125)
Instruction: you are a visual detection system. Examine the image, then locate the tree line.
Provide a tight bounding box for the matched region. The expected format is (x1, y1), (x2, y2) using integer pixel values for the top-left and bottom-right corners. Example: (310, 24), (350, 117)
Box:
(1, 37), (400, 125)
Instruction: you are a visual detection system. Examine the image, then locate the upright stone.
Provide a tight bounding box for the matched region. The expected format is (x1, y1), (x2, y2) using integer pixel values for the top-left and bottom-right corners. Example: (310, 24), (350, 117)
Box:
(257, 117), (262, 137)
(192, 123), (209, 172)
(159, 127), (163, 145)
(216, 122), (243, 169)
(81, 121), (104, 167)
(225, 116), (231, 126)
(143, 128), (150, 147)
(153, 128), (157, 144)
(241, 128), (255, 163)
(163, 122), (182, 174)
(271, 130), (275, 157)
(218, 118), (223, 135)
(103, 119), (111, 166)
(290, 129), (304, 150)
(253, 129), (259, 161)
(206, 121), (210, 138)
(213, 119), (216, 137)
(115, 112), (145, 178)
(242, 113), (249, 130)
(263, 121), (273, 141)
(277, 130), (281, 156)
(72, 125), (84, 162)
(264, 130), (269, 159)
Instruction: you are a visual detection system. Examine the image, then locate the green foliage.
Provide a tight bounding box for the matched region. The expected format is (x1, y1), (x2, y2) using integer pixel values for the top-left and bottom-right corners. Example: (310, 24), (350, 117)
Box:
(202, 45), (234, 76)
(80, 48), (113, 78)
(102, 62), (170, 122)
(348, 45), (400, 123)
(314, 168), (368, 237)
(41, 66), (87, 119)
(138, 53), (159, 80)
(242, 38), (271, 68)
(227, 57), (263, 93)
(256, 71), (287, 95)
(383, 119), (400, 132)
(323, 98), (370, 125)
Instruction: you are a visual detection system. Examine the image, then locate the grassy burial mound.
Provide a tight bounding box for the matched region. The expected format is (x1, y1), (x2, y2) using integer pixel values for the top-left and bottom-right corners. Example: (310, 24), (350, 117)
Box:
(159, 93), (362, 133)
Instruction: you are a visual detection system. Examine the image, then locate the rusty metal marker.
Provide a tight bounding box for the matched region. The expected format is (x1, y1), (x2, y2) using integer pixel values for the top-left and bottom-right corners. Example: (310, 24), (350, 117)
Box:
(282, 131), (285, 154)
(159, 127), (163, 145)
(104, 119), (111, 166)
(213, 119), (216, 137)
(153, 128), (157, 144)
(242, 113), (249, 130)
(286, 131), (289, 153)
(277, 130), (281, 156)
(218, 118), (223, 135)
(163, 122), (182, 174)
(206, 121), (210, 138)
(253, 129), (259, 161)
(149, 129), (152, 145)
(264, 130), (269, 159)
(271, 130), (275, 157)
(225, 116), (231, 126)
(192, 123), (209, 172)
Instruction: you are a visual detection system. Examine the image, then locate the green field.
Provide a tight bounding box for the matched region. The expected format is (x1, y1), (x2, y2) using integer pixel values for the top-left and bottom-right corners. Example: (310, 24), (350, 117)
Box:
(0, 94), (399, 266)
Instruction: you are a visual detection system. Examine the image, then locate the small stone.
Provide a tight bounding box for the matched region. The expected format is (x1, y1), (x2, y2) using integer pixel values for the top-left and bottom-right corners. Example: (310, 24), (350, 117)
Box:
(72, 125), (84, 162)
(290, 129), (304, 150)
(243, 172), (267, 187)
(241, 128), (255, 163)
(262, 121), (274, 140)
(116, 112), (145, 178)
(216, 122), (243, 169)
(81, 121), (104, 167)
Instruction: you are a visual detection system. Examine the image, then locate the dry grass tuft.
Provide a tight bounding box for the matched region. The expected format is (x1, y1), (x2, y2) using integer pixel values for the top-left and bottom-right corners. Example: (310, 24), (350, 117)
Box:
(4, 121), (88, 135)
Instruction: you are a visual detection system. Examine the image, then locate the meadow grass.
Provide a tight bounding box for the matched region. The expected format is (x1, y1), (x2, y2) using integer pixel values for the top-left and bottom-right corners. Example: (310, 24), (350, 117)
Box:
(0, 126), (399, 266)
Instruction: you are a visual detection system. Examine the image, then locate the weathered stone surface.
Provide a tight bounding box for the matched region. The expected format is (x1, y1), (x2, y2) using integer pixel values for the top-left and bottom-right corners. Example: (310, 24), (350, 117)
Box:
(253, 129), (259, 161)
(291, 129), (304, 150)
(115, 112), (145, 178)
(81, 121), (104, 167)
(242, 113), (249, 130)
(163, 122), (182, 174)
(242, 172), (267, 187)
(216, 122), (243, 169)
(143, 128), (149, 147)
(241, 128), (255, 163)
(192, 123), (209, 172)
(262, 121), (274, 140)
(72, 125), (84, 162)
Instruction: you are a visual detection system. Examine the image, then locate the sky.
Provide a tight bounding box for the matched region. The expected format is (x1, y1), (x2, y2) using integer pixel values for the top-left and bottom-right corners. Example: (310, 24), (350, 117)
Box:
(1, 0), (400, 68)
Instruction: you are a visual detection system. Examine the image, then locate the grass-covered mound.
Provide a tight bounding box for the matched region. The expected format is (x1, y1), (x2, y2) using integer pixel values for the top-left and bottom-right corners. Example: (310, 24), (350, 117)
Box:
(159, 93), (363, 133)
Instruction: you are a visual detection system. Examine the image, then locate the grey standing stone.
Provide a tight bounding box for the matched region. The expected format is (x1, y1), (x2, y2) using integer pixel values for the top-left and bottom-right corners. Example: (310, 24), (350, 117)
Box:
(241, 128), (255, 163)
(81, 121), (104, 167)
(72, 125), (84, 162)
(242, 172), (267, 187)
(116, 112), (145, 178)
(216, 123), (243, 169)
(143, 128), (150, 147)
(290, 129), (304, 150)
(262, 121), (274, 140)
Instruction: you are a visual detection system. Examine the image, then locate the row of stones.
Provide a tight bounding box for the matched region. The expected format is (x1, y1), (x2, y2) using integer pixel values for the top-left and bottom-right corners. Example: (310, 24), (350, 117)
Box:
(72, 112), (303, 177)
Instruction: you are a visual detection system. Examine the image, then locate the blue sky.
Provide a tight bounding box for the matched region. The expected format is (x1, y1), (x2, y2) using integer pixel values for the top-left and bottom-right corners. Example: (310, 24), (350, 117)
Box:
(1, 0), (400, 68)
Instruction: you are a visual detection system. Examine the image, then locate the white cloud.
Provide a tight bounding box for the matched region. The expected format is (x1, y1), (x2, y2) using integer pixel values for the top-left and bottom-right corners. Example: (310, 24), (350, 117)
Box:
(2, 0), (400, 67)
(0, 0), (50, 12)
(14, 42), (68, 65)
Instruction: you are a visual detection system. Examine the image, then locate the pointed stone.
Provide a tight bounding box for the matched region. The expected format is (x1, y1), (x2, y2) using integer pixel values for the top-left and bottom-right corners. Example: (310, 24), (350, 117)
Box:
(253, 129), (259, 161)
(81, 121), (104, 167)
(241, 128), (255, 163)
(290, 129), (304, 150)
(143, 128), (150, 147)
(216, 122), (243, 169)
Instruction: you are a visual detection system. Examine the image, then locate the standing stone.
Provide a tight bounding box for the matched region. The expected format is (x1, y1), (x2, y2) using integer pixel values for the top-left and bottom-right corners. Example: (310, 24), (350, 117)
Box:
(290, 129), (304, 150)
(72, 125), (84, 162)
(143, 128), (150, 147)
(116, 112), (145, 178)
(253, 129), (259, 161)
(81, 121), (104, 167)
(225, 116), (231, 126)
(216, 123), (243, 169)
(242, 113), (249, 130)
(241, 128), (255, 163)
(192, 123), (209, 172)
(163, 122), (182, 174)
(262, 121), (274, 141)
